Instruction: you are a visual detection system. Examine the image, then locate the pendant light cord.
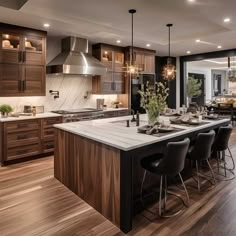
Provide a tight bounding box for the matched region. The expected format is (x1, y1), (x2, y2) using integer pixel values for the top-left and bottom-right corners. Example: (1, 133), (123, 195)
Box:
(132, 12), (134, 65)
(129, 9), (136, 67)
(168, 26), (170, 57)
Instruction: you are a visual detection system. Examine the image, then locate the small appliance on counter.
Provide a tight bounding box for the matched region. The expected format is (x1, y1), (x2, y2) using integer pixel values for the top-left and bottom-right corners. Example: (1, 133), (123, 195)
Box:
(96, 99), (105, 109)
(24, 105), (44, 114)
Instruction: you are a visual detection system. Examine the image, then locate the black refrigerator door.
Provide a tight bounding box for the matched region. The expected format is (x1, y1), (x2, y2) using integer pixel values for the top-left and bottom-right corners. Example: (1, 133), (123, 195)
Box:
(131, 84), (146, 114)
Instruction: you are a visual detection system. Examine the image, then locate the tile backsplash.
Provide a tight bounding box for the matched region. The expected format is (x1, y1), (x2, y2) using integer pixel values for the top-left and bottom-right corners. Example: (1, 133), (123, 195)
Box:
(0, 74), (118, 112)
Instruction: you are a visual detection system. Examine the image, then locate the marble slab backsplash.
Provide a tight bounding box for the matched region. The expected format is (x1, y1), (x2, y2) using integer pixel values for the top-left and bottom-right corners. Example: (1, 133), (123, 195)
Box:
(0, 75), (118, 112)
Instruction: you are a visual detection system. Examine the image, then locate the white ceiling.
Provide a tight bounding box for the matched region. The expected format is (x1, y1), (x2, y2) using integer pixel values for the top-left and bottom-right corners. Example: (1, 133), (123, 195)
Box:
(1, 0), (236, 56)
(188, 57), (236, 70)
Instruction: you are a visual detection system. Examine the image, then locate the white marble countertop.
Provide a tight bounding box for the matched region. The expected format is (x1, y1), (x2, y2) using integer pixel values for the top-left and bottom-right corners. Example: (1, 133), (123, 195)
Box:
(54, 115), (230, 151)
(0, 112), (62, 122)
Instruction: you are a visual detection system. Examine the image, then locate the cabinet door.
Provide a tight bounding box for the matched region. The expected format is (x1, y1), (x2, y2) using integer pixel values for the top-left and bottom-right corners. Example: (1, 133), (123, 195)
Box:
(23, 65), (45, 95)
(23, 35), (46, 65)
(0, 64), (21, 96)
(135, 53), (144, 71)
(113, 51), (124, 72)
(144, 55), (155, 73)
(101, 49), (113, 71)
(0, 32), (22, 64)
(113, 72), (125, 94)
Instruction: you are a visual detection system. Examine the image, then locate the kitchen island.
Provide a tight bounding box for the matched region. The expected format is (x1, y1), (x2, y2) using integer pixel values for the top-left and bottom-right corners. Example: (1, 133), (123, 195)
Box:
(54, 115), (230, 233)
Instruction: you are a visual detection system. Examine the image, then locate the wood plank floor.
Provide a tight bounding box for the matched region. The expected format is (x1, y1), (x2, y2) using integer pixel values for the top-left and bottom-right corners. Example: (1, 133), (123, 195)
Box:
(0, 128), (236, 236)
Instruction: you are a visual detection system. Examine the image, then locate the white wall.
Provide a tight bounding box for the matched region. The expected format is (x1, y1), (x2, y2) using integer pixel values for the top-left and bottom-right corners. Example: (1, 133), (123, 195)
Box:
(0, 37), (118, 112)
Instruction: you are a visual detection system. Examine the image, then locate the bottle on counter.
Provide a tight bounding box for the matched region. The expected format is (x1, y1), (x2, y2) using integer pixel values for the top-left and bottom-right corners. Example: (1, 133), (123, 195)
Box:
(32, 106), (36, 116)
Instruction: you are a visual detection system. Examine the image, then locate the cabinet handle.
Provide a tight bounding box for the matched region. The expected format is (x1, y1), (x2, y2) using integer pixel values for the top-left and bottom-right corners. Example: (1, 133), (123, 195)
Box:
(17, 134), (28, 140)
(18, 80), (22, 91)
(16, 149), (28, 155)
(45, 130), (54, 135)
(22, 80), (26, 91)
(18, 123), (29, 128)
(18, 51), (22, 62)
(22, 51), (26, 62)
(45, 144), (54, 149)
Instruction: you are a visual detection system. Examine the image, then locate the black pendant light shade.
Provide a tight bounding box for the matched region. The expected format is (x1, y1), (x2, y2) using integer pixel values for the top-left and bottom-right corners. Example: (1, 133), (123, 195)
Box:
(162, 23), (176, 80)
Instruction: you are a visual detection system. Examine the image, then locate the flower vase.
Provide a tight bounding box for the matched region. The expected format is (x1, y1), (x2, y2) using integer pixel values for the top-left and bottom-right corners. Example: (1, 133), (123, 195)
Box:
(146, 109), (160, 126)
(1, 112), (8, 118)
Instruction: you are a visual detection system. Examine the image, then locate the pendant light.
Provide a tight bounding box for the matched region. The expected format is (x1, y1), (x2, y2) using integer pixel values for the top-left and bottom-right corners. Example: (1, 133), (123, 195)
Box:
(126, 9), (139, 74)
(162, 24), (176, 80)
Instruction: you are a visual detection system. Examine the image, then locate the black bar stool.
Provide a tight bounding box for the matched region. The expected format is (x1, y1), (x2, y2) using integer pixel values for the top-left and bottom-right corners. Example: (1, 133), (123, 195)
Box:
(187, 130), (216, 192)
(212, 124), (235, 180)
(140, 138), (190, 218)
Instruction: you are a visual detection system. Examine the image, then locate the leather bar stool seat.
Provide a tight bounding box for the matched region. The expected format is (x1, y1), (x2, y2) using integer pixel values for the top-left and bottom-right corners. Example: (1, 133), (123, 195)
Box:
(140, 138), (190, 218)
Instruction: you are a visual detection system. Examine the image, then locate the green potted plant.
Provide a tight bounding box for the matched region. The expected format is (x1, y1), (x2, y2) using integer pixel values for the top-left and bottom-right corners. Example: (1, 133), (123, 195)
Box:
(0, 104), (13, 118)
(187, 76), (202, 105)
(138, 82), (169, 125)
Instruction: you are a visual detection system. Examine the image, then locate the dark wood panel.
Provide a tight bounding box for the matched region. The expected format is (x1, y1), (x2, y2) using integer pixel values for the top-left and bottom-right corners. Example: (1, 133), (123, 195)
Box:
(6, 142), (41, 161)
(5, 119), (40, 133)
(1, 117), (62, 164)
(23, 65), (46, 96)
(0, 23), (47, 97)
(54, 129), (121, 227)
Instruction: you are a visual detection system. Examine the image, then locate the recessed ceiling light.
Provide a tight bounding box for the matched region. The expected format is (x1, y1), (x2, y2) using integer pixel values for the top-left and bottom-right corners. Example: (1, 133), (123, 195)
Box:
(116, 40), (121, 44)
(188, 0), (196, 2)
(217, 45), (222, 49)
(187, 51), (191, 54)
(146, 44), (151, 47)
(43, 23), (50, 28)
(196, 39), (200, 43)
(224, 18), (231, 23)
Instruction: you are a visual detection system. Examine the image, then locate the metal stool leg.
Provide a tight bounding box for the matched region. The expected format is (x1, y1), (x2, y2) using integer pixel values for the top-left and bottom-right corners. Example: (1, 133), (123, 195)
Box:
(159, 175), (163, 217)
(195, 160), (201, 192)
(163, 175), (167, 212)
(206, 159), (216, 185)
(178, 173), (189, 207)
(228, 147), (235, 171)
(140, 170), (147, 207)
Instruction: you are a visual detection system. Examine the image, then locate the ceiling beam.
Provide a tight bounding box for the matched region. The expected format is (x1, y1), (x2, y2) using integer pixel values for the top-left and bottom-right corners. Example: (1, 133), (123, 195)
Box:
(0, 0), (29, 10)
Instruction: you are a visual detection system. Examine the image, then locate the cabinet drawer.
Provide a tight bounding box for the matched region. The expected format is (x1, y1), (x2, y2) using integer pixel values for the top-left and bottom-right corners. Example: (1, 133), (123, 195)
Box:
(43, 117), (62, 127)
(7, 142), (41, 161)
(43, 127), (55, 138)
(42, 140), (55, 153)
(103, 111), (117, 118)
(5, 120), (40, 133)
(118, 110), (130, 116)
(7, 130), (40, 145)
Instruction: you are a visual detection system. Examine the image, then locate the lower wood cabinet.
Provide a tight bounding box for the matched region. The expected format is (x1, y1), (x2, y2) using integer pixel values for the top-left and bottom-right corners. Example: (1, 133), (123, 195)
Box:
(103, 109), (130, 118)
(0, 116), (62, 164)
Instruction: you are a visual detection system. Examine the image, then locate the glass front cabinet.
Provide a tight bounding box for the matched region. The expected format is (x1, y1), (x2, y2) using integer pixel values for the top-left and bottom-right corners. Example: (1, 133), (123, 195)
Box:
(0, 23), (46, 96)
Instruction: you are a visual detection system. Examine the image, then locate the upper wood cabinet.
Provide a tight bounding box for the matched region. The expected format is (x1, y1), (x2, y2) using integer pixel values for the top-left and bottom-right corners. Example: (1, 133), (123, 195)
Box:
(92, 44), (125, 94)
(124, 47), (156, 74)
(0, 23), (47, 97)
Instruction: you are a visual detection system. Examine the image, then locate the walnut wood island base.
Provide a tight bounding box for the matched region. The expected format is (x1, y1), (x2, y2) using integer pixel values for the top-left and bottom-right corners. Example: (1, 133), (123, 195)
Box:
(54, 116), (230, 233)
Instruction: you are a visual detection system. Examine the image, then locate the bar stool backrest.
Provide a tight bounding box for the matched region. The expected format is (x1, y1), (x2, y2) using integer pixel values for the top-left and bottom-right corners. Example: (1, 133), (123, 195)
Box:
(213, 124), (233, 152)
(157, 138), (190, 176)
(189, 130), (215, 161)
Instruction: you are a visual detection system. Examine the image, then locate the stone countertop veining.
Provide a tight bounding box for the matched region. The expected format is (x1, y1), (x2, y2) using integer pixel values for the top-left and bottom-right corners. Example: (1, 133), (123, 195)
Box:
(54, 115), (230, 151)
(0, 112), (62, 122)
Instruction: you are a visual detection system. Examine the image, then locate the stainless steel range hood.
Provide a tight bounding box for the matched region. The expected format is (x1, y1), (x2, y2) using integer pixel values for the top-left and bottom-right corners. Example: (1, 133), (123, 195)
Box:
(47, 37), (107, 76)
